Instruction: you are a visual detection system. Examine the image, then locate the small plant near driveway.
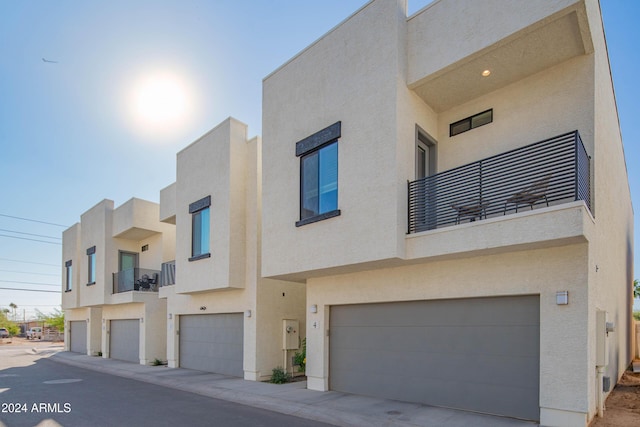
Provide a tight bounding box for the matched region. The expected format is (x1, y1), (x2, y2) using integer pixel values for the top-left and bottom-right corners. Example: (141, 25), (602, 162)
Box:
(294, 338), (306, 373)
(270, 366), (292, 384)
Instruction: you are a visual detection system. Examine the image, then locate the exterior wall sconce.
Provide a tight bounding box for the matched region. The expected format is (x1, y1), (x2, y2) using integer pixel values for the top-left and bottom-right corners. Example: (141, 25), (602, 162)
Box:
(168, 313), (172, 319)
(140, 318), (144, 323)
(556, 291), (569, 305)
(86, 318), (90, 323)
(199, 306), (207, 311)
(310, 304), (318, 313)
(245, 310), (252, 318)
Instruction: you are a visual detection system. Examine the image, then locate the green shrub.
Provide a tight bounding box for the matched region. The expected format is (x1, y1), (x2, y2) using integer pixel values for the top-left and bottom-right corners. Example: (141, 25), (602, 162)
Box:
(270, 366), (292, 384)
(633, 311), (640, 321)
(293, 337), (306, 372)
(152, 358), (164, 366)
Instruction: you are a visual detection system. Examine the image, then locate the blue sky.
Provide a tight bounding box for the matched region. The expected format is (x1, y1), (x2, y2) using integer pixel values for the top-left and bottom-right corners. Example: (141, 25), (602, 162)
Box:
(0, 0), (638, 319)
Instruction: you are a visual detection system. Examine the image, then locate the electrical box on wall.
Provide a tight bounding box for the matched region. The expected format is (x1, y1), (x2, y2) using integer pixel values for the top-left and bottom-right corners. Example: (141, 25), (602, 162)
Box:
(283, 319), (299, 350)
(596, 310), (608, 367)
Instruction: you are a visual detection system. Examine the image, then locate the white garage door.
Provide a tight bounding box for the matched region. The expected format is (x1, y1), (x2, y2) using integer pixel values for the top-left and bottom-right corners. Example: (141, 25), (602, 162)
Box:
(110, 319), (140, 363)
(179, 313), (243, 377)
(330, 295), (540, 421)
(69, 321), (87, 354)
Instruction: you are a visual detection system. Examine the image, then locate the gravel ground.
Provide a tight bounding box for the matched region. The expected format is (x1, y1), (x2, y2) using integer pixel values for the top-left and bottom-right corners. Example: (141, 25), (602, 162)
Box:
(590, 370), (640, 426)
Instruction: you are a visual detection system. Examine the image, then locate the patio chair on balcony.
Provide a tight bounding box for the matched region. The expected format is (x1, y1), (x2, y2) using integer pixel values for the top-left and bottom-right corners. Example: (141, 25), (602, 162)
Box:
(451, 199), (489, 224)
(504, 173), (552, 214)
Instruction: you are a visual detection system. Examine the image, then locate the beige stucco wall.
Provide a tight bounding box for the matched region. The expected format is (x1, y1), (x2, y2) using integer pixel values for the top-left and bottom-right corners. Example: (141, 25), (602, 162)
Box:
(306, 244), (590, 421)
(260, 0), (631, 425)
(583, 0), (634, 419)
(174, 118), (248, 293)
(406, 0), (580, 86)
(166, 123), (306, 380)
(61, 223), (81, 310)
(112, 198), (167, 238)
(79, 199), (115, 307)
(262, 0), (407, 278)
(159, 182), (176, 224)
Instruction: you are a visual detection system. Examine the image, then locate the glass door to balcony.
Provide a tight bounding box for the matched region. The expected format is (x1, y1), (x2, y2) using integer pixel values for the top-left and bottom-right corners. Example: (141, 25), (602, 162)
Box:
(118, 251), (138, 292)
(416, 129), (436, 180)
(415, 128), (437, 231)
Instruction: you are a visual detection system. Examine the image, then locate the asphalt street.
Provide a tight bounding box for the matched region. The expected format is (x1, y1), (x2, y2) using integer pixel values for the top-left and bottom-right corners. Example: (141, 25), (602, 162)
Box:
(0, 342), (332, 427)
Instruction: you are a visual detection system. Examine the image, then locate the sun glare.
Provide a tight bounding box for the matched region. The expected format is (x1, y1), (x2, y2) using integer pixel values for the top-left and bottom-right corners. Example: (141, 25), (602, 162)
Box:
(128, 70), (194, 139)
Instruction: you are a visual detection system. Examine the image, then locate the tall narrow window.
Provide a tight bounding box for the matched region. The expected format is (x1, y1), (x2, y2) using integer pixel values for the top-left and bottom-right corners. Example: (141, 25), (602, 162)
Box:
(86, 246), (96, 285)
(416, 128), (436, 179)
(65, 260), (72, 292)
(295, 122), (341, 226)
(189, 196), (211, 261)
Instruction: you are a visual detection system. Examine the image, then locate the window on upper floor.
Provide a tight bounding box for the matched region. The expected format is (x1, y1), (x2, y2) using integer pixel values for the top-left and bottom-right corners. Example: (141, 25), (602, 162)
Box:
(189, 196), (211, 261)
(295, 121), (341, 227)
(65, 260), (72, 292)
(86, 246), (96, 285)
(450, 109), (493, 137)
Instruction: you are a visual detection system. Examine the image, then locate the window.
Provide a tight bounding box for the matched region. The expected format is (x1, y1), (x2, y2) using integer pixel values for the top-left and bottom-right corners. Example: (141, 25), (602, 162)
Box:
(86, 246), (96, 285)
(450, 109), (493, 137)
(65, 260), (72, 292)
(295, 121), (341, 226)
(189, 196), (211, 261)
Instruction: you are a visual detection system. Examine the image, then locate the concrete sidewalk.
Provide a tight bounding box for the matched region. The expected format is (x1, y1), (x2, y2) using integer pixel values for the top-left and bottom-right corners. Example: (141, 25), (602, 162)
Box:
(51, 351), (537, 427)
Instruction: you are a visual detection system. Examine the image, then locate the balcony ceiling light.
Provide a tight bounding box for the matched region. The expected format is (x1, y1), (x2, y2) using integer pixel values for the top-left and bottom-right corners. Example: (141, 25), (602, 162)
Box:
(481, 69), (491, 77)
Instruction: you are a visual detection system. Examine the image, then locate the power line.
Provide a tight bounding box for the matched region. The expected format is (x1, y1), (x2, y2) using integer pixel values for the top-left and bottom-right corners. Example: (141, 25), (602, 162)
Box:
(0, 213), (68, 228)
(0, 304), (60, 307)
(0, 258), (59, 267)
(0, 270), (60, 276)
(0, 228), (61, 240)
(0, 280), (59, 287)
(0, 234), (62, 245)
(0, 287), (60, 293)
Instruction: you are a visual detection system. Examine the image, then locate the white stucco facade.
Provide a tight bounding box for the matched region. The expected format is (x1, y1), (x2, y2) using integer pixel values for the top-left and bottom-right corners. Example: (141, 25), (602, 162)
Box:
(159, 117), (306, 380)
(62, 198), (175, 364)
(261, 0), (633, 425)
(59, 0), (633, 424)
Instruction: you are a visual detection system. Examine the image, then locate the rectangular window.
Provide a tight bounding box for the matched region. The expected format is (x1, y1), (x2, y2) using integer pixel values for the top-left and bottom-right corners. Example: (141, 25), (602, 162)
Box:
(295, 122), (341, 226)
(86, 246), (96, 285)
(450, 109), (493, 137)
(189, 196), (211, 261)
(65, 260), (72, 292)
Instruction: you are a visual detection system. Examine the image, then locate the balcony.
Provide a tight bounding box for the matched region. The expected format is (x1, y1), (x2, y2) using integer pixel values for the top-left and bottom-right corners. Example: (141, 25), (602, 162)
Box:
(112, 268), (160, 294)
(408, 131), (590, 234)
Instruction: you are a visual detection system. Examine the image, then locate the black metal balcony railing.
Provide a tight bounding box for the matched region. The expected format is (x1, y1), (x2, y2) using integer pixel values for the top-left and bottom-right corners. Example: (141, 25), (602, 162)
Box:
(408, 131), (591, 234)
(112, 268), (160, 294)
(160, 260), (175, 287)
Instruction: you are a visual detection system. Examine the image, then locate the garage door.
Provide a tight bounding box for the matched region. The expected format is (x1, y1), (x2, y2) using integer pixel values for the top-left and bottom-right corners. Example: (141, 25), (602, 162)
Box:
(179, 313), (243, 377)
(330, 295), (540, 421)
(69, 321), (87, 354)
(109, 319), (140, 363)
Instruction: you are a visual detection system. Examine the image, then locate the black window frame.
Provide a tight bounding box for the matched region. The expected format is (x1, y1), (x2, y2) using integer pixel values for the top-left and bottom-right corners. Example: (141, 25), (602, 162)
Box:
(295, 121), (342, 227)
(450, 109), (493, 137)
(86, 246), (96, 285)
(189, 196), (211, 262)
(65, 260), (72, 292)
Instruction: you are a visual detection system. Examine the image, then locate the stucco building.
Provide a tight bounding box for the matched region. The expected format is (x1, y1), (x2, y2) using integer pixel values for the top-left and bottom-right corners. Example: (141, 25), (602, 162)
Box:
(61, 0), (633, 425)
(62, 198), (175, 364)
(158, 117), (306, 380)
(261, 0), (633, 425)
